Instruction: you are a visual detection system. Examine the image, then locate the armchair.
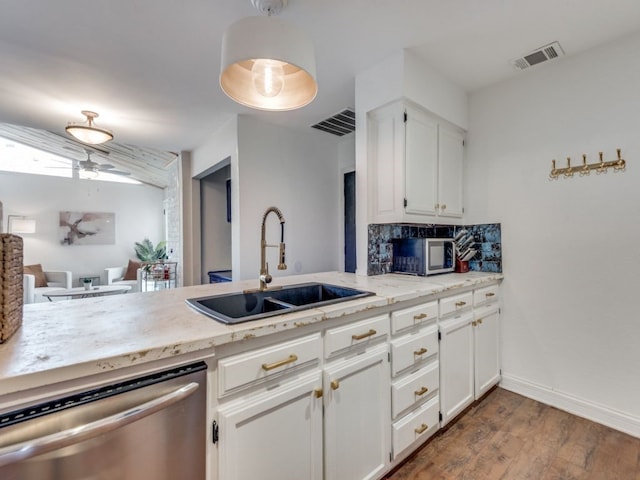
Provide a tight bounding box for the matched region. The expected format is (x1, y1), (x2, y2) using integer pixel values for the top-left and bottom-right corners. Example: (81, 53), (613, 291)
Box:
(23, 270), (72, 304)
(104, 266), (142, 293)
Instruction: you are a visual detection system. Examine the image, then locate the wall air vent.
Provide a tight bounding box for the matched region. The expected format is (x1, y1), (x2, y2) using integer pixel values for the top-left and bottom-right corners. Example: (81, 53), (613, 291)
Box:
(311, 108), (355, 136)
(511, 41), (564, 71)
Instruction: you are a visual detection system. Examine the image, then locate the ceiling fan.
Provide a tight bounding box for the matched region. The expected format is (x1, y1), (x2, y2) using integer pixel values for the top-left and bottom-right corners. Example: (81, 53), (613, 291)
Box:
(77, 151), (130, 177)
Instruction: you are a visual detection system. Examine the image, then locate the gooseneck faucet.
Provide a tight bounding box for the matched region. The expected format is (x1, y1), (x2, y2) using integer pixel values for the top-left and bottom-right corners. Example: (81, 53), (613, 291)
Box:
(259, 206), (287, 291)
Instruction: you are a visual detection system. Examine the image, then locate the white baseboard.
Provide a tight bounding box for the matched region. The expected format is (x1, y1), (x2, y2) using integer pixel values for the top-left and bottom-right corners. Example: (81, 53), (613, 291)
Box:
(500, 374), (640, 439)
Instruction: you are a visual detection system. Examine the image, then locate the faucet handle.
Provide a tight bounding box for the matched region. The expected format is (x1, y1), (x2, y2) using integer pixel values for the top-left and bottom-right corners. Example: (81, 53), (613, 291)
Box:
(278, 243), (287, 270)
(260, 262), (273, 285)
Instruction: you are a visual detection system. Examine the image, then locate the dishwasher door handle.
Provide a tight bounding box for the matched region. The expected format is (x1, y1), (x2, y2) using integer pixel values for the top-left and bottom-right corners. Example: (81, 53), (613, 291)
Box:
(0, 382), (200, 468)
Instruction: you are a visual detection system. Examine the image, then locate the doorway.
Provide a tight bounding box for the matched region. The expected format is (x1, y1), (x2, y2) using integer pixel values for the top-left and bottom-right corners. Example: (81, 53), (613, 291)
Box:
(344, 171), (356, 273)
(200, 164), (231, 284)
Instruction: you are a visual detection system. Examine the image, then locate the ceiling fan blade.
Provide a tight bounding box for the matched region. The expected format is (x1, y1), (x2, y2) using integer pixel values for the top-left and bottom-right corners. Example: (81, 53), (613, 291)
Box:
(97, 163), (115, 170)
(107, 170), (131, 176)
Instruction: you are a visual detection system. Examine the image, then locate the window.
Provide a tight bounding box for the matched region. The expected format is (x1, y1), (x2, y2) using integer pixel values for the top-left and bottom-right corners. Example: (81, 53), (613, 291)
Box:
(0, 136), (140, 184)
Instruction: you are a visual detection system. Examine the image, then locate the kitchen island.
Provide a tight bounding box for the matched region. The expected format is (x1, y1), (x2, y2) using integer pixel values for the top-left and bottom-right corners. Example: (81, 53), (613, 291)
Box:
(0, 270), (502, 480)
(0, 271), (501, 399)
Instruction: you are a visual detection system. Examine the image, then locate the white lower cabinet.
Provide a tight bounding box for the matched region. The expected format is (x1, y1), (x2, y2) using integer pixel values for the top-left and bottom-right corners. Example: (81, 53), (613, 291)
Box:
(323, 344), (390, 480)
(439, 311), (474, 426)
(212, 282), (501, 479)
(217, 371), (323, 480)
(389, 302), (440, 462)
(474, 304), (500, 399)
(439, 284), (501, 427)
(392, 396), (440, 456)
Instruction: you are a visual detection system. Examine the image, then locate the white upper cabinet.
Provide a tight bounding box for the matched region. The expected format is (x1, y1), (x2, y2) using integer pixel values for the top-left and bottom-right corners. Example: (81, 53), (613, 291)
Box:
(367, 100), (465, 223)
(437, 124), (464, 218)
(404, 104), (438, 216)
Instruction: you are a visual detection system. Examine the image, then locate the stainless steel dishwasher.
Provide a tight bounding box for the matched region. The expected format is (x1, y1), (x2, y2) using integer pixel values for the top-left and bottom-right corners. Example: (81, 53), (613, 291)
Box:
(0, 361), (207, 479)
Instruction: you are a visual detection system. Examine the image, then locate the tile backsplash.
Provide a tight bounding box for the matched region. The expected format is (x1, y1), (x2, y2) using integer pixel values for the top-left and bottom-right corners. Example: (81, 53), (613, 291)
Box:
(367, 223), (501, 275)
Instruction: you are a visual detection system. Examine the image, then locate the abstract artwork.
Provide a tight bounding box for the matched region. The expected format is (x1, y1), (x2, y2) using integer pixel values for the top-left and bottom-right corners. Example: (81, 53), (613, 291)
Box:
(59, 211), (115, 246)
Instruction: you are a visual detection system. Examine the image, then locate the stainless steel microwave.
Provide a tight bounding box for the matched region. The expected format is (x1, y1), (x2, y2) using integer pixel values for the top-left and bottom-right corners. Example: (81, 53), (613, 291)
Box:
(392, 238), (455, 276)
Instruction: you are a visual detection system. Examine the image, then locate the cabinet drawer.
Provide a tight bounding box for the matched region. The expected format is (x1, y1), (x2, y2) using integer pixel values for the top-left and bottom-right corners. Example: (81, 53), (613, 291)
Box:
(324, 314), (389, 358)
(392, 396), (439, 459)
(218, 333), (322, 396)
(439, 291), (473, 318)
(473, 284), (500, 306)
(391, 300), (438, 334)
(391, 361), (439, 418)
(390, 324), (438, 376)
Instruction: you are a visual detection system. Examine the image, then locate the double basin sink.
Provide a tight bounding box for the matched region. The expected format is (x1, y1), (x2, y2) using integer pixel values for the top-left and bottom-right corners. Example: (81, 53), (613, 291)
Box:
(186, 282), (374, 324)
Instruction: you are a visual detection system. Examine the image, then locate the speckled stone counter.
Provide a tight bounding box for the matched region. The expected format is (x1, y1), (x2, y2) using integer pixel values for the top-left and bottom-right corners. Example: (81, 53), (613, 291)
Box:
(0, 271), (502, 399)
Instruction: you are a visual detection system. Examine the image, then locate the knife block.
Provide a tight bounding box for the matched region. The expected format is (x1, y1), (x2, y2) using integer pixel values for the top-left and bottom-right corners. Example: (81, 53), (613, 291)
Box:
(455, 258), (469, 273)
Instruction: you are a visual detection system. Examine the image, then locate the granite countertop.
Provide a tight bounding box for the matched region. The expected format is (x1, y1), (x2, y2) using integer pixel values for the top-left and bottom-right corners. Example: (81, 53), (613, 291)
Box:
(0, 271), (502, 397)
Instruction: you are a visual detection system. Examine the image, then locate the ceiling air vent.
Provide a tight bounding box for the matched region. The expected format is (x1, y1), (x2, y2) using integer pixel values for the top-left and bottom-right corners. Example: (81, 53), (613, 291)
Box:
(311, 108), (355, 136)
(511, 41), (564, 71)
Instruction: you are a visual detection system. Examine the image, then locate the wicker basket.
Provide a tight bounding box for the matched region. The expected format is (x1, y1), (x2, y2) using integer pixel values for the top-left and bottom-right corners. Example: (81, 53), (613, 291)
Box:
(0, 234), (23, 343)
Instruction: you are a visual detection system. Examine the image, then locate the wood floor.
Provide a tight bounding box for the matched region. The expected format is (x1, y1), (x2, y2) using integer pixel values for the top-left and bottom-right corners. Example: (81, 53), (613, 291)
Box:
(385, 388), (640, 480)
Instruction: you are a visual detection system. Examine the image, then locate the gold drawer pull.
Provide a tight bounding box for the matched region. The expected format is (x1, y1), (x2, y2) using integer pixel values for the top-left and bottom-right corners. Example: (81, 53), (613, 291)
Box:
(314, 388), (323, 398)
(472, 321), (477, 327)
(331, 380), (340, 390)
(414, 313), (428, 320)
(352, 329), (376, 341)
(415, 423), (429, 434)
(262, 354), (298, 371)
(414, 386), (429, 396)
(485, 292), (496, 297)
(455, 301), (467, 307)
(477, 318), (483, 325)
(414, 348), (428, 356)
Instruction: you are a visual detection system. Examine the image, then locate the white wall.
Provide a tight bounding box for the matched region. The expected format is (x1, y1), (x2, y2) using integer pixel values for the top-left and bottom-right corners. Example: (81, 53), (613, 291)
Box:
(403, 49), (468, 131)
(1, 171), (164, 284)
(465, 31), (640, 434)
(235, 116), (341, 281)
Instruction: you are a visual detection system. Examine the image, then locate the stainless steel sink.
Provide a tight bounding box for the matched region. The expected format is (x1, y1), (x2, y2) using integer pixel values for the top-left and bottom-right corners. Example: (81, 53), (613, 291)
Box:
(186, 282), (374, 324)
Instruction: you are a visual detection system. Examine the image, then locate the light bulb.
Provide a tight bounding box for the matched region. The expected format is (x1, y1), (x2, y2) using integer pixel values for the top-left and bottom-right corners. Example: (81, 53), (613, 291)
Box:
(251, 59), (286, 98)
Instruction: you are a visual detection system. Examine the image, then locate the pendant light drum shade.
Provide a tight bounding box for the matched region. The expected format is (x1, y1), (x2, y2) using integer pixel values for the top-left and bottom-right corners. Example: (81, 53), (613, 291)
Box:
(220, 15), (317, 111)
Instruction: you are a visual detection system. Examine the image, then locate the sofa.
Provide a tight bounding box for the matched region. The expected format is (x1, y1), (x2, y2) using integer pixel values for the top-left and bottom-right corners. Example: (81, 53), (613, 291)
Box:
(104, 264), (142, 293)
(23, 270), (72, 304)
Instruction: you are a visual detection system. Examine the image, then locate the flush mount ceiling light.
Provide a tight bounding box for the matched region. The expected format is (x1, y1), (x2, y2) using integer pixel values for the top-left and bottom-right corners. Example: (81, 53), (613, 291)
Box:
(220, 0), (317, 111)
(65, 110), (114, 145)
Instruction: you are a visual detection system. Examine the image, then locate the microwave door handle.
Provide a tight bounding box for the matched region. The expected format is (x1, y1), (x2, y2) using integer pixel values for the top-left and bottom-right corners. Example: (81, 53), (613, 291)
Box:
(0, 382), (199, 468)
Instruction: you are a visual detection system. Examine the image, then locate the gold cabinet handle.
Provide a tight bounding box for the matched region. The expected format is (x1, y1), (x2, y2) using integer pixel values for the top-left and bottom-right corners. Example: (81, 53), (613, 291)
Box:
(414, 313), (427, 320)
(314, 388), (323, 398)
(477, 318), (483, 325)
(261, 354), (298, 371)
(330, 380), (340, 390)
(485, 292), (496, 297)
(414, 347), (428, 356)
(415, 423), (429, 434)
(455, 301), (467, 307)
(441, 204), (447, 210)
(352, 329), (376, 341)
(414, 386), (429, 396)
(472, 321), (477, 327)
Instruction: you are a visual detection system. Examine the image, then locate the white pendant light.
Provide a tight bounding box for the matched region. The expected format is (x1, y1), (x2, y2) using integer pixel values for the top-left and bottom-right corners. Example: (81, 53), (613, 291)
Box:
(65, 110), (114, 145)
(220, 0), (317, 111)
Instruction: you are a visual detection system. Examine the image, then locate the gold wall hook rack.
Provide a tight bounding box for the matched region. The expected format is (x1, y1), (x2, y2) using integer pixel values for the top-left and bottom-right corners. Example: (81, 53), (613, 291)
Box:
(550, 148), (626, 179)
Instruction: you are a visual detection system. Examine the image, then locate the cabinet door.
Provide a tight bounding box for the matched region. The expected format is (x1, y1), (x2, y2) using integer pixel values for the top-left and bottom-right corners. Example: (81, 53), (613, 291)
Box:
(474, 307), (500, 399)
(324, 345), (390, 480)
(437, 124), (464, 218)
(439, 313), (474, 426)
(368, 102), (405, 222)
(405, 105), (438, 216)
(217, 371), (323, 480)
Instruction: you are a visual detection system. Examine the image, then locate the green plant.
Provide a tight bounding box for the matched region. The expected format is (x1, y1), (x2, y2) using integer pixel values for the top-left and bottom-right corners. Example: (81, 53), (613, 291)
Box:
(134, 238), (167, 264)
